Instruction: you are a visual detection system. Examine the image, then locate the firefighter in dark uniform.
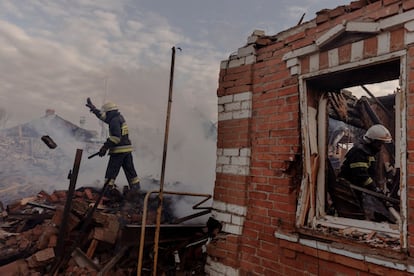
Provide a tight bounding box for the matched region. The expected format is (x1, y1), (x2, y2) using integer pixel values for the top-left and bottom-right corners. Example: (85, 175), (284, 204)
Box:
(86, 98), (140, 191)
(338, 124), (392, 190)
(336, 124), (394, 222)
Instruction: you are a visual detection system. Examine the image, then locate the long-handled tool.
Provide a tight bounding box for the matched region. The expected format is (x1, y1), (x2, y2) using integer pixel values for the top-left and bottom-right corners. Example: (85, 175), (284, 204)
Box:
(88, 152), (100, 159)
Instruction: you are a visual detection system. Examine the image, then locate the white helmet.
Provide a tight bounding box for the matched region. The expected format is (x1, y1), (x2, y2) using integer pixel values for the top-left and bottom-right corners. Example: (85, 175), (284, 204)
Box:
(101, 102), (118, 112)
(363, 124), (392, 143)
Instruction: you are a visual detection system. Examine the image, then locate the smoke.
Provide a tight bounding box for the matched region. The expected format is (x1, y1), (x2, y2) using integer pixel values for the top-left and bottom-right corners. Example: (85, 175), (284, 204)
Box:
(0, 102), (216, 224)
(0, 21), (219, 222)
(0, 113), (108, 204)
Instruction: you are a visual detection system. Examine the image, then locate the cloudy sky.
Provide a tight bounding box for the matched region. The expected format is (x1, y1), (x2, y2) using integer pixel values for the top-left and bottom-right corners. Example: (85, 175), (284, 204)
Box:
(0, 0), (350, 129)
(0, 0), (353, 196)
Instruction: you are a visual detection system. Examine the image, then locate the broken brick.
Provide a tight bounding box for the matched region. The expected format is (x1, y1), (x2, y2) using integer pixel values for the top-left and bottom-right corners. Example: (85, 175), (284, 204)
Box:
(0, 259), (29, 275)
(26, 248), (55, 268)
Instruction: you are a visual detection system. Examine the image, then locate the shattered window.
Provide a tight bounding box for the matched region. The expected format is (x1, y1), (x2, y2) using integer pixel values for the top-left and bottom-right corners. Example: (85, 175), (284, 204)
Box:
(299, 57), (406, 250)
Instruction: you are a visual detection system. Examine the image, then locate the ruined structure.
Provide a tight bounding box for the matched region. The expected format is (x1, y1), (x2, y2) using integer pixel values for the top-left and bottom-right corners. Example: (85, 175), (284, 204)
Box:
(206, 0), (414, 275)
(0, 110), (99, 205)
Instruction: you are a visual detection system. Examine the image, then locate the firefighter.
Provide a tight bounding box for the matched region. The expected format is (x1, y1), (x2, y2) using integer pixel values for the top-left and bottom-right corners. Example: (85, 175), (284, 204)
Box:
(86, 98), (140, 192)
(338, 124), (392, 190)
(337, 124), (395, 222)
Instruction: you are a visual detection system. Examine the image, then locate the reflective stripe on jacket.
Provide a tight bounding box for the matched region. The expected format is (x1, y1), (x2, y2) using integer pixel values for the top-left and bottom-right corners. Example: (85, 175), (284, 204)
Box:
(92, 108), (133, 154)
(338, 143), (376, 188)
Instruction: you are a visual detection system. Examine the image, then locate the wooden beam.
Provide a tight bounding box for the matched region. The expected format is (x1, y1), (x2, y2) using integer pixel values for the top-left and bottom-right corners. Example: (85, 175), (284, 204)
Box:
(86, 239), (99, 259)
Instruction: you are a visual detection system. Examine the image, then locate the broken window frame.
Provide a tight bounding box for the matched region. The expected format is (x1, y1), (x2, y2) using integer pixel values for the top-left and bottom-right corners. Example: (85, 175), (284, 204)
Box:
(296, 50), (407, 249)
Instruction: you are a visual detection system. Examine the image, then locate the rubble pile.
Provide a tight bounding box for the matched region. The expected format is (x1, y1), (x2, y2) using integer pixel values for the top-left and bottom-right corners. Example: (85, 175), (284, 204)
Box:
(0, 187), (212, 275)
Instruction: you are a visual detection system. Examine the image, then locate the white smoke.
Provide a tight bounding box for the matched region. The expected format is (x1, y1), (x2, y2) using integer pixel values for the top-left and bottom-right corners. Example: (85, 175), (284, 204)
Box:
(0, 104), (216, 224)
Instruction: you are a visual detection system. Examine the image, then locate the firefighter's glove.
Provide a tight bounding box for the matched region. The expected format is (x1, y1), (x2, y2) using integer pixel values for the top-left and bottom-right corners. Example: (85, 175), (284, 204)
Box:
(86, 97), (97, 111)
(98, 145), (108, 157)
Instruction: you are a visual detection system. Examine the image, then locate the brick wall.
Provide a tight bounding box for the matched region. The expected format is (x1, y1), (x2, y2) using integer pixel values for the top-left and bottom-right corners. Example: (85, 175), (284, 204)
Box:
(207, 1), (414, 275)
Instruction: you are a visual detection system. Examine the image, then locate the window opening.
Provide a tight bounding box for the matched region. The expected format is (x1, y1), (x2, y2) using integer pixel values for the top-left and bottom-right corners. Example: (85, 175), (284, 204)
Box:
(298, 57), (405, 251)
(327, 83), (399, 222)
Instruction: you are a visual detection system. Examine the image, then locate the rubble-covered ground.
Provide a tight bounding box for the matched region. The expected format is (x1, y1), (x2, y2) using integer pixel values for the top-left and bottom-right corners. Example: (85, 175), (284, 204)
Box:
(0, 113), (217, 275)
(0, 186), (215, 275)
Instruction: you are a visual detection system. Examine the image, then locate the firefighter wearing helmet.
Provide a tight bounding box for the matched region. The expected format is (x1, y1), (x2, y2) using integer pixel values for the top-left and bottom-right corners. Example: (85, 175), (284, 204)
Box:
(339, 124), (392, 191)
(86, 98), (140, 193)
(337, 124), (395, 222)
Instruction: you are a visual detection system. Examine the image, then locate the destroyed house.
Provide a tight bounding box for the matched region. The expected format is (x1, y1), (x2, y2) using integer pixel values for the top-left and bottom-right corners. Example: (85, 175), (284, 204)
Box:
(0, 110), (98, 204)
(206, 1), (414, 275)
(0, 109), (97, 142)
(0, 109), (98, 160)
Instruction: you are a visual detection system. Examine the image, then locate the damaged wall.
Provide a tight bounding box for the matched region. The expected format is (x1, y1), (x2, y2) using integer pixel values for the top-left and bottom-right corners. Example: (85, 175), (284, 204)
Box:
(207, 0), (414, 275)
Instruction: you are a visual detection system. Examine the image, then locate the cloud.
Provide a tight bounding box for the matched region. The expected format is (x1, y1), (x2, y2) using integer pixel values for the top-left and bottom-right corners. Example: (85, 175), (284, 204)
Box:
(0, 1), (217, 124)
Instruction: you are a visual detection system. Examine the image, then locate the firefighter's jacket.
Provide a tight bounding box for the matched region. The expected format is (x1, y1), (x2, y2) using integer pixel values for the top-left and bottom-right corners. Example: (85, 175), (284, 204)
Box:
(92, 109), (133, 154)
(338, 143), (377, 189)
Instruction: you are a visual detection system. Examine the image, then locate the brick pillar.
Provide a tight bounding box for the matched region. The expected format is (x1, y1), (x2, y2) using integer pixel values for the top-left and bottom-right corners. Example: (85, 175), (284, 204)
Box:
(205, 31), (261, 276)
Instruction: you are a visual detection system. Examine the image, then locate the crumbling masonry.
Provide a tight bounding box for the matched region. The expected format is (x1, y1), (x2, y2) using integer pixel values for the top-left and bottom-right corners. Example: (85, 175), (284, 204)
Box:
(206, 0), (414, 275)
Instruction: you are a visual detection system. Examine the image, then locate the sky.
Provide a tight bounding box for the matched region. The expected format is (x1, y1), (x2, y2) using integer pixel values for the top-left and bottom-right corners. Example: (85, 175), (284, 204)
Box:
(0, 0), (354, 203)
(0, 0), (350, 129)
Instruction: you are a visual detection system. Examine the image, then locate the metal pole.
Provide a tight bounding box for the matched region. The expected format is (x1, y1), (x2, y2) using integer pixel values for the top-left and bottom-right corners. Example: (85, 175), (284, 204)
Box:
(137, 190), (155, 276)
(152, 46), (176, 276)
(137, 190), (211, 275)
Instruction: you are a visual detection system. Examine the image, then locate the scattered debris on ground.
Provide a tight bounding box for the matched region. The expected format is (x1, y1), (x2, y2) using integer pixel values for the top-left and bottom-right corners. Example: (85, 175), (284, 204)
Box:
(0, 186), (218, 275)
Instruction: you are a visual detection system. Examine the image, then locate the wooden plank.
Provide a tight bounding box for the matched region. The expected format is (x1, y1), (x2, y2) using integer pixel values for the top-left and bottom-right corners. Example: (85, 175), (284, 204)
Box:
(317, 96), (328, 217)
(296, 82), (311, 227)
(86, 239), (99, 259)
(307, 106), (318, 224)
(297, 177), (310, 227)
(308, 107), (318, 155)
(307, 154), (319, 225)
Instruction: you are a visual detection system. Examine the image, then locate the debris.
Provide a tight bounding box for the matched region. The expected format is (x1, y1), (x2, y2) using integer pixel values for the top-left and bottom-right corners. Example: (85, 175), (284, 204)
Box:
(366, 231), (376, 240)
(41, 135), (57, 149)
(314, 224), (400, 251)
(0, 187), (212, 275)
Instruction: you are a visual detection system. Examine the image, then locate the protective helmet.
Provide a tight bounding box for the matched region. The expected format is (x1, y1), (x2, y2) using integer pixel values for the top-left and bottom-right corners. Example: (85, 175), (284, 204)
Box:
(101, 102), (118, 112)
(363, 124), (392, 143)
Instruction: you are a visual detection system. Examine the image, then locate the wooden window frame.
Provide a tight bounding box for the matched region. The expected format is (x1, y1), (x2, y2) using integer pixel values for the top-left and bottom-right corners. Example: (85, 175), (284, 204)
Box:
(296, 50), (407, 249)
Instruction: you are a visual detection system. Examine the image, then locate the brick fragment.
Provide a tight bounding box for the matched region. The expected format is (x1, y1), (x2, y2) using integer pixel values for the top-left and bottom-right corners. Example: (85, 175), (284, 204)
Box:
(0, 260), (29, 275)
(349, 1), (366, 10)
(316, 9), (330, 24)
(84, 188), (94, 200)
(329, 6), (346, 18)
(26, 248), (55, 268)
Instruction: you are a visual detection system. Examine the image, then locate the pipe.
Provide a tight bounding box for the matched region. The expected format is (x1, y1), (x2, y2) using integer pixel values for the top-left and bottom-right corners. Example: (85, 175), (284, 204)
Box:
(137, 190), (156, 276)
(153, 46), (177, 276)
(137, 190), (211, 275)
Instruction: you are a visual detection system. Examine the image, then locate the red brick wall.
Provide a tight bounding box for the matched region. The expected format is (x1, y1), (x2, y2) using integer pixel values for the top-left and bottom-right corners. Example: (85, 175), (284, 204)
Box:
(208, 0), (414, 275)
